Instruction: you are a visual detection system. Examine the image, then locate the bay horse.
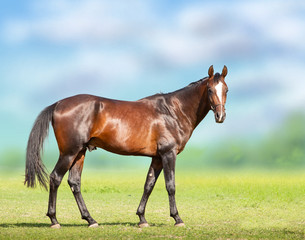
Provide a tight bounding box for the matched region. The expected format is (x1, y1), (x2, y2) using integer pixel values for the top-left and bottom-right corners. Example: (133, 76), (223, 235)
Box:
(25, 65), (228, 228)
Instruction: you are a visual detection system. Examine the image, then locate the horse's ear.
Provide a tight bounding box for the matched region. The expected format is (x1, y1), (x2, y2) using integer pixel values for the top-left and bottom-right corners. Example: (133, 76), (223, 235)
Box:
(222, 65), (228, 78)
(208, 65), (214, 78)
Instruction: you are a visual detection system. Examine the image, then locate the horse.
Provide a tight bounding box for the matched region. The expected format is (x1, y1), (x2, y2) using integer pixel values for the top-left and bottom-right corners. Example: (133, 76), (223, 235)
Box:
(25, 65), (228, 228)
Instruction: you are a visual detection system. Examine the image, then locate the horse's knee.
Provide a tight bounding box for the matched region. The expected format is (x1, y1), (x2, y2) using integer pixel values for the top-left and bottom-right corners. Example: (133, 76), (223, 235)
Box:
(166, 182), (175, 196)
(144, 178), (155, 193)
(68, 179), (81, 193)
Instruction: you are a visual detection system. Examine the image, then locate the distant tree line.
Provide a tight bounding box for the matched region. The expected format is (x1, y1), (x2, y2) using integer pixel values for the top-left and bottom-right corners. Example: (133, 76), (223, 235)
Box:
(179, 112), (305, 170)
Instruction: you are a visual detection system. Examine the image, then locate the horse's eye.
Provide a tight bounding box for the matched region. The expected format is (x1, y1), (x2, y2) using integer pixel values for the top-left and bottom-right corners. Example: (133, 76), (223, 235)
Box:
(208, 89), (213, 94)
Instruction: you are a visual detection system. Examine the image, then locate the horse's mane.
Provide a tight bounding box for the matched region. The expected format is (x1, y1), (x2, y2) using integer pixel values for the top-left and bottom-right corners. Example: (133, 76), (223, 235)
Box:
(186, 76), (208, 88)
(142, 76), (208, 100)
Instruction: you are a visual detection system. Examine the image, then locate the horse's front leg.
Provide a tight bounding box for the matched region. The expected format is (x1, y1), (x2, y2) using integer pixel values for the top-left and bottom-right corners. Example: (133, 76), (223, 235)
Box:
(136, 157), (163, 227)
(160, 149), (184, 226)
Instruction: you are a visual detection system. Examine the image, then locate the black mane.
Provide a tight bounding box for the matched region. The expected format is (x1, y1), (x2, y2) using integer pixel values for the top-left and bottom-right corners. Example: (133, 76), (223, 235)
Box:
(187, 76), (208, 87)
(142, 76), (208, 100)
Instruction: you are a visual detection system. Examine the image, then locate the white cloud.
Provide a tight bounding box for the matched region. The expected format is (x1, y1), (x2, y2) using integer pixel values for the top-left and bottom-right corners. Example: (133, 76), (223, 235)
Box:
(4, 0), (152, 44)
(62, 48), (144, 83)
(3, 0), (305, 67)
(238, 1), (305, 52)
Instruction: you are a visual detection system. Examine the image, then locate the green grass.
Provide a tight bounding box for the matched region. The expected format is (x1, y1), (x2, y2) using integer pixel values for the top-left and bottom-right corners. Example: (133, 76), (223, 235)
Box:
(1, 169), (305, 239)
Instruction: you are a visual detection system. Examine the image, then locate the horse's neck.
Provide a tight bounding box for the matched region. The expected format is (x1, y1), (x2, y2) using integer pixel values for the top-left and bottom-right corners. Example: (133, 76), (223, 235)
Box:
(174, 80), (210, 129)
(194, 82), (211, 126)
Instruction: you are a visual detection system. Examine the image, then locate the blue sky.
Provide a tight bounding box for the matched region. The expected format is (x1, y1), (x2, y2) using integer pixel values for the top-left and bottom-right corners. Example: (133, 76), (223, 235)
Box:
(1, 0), (305, 152)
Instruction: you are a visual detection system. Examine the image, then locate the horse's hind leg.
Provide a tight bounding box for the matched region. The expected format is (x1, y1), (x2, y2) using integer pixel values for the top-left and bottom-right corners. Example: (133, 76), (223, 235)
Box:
(47, 152), (78, 228)
(67, 150), (98, 228)
(136, 157), (163, 227)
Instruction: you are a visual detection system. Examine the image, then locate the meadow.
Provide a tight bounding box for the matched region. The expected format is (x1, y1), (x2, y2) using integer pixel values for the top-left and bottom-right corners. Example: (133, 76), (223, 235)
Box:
(1, 169), (305, 239)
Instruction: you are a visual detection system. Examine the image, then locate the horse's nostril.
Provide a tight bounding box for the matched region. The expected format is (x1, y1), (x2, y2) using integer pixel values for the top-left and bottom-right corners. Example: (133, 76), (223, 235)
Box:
(216, 112), (220, 119)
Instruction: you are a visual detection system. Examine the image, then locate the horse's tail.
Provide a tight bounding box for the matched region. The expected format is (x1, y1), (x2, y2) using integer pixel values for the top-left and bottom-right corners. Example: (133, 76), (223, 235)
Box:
(24, 103), (57, 190)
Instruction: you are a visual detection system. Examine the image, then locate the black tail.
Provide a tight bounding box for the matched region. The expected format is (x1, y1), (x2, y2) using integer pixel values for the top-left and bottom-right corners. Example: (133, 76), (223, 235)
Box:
(25, 103), (57, 190)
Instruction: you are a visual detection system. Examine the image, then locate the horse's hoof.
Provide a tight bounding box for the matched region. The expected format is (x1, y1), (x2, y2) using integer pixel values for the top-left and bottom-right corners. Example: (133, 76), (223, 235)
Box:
(138, 222), (149, 228)
(50, 224), (61, 229)
(175, 222), (185, 227)
(88, 223), (99, 228)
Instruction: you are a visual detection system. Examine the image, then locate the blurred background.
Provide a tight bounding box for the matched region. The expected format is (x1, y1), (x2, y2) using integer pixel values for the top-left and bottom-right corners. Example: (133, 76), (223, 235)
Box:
(0, 0), (304, 172)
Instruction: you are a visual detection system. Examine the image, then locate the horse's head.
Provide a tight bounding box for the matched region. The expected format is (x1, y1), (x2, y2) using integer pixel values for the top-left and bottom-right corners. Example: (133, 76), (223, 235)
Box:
(207, 65), (228, 123)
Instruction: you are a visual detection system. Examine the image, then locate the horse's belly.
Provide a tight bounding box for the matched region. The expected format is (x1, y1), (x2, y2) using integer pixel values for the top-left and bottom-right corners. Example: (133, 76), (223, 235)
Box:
(89, 134), (157, 157)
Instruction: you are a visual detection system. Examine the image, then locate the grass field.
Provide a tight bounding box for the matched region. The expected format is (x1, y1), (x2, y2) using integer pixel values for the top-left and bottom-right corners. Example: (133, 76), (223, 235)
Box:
(1, 169), (305, 239)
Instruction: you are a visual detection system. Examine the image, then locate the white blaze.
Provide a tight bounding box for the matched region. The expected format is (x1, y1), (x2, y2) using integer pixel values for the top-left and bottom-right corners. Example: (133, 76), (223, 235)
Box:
(215, 82), (223, 103)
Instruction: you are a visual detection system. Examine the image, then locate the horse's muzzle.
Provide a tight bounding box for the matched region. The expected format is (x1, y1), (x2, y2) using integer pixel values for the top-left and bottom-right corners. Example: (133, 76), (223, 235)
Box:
(215, 110), (226, 123)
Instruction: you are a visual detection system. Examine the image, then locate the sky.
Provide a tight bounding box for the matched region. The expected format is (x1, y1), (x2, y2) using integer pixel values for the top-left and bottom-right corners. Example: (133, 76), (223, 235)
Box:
(0, 0), (305, 153)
